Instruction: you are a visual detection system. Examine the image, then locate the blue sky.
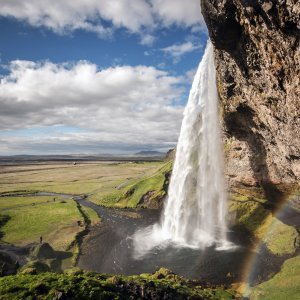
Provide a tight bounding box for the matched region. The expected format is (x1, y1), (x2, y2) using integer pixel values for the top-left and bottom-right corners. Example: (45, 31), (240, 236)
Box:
(0, 0), (208, 155)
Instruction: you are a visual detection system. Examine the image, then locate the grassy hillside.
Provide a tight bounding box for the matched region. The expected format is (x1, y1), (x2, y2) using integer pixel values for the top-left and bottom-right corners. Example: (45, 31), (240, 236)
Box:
(97, 161), (172, 208)
(250, 256), (300, 300)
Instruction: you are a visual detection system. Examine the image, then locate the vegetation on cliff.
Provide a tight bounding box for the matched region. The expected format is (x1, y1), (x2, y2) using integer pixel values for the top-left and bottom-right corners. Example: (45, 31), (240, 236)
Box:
(0, 268), (236, 300)
(89, 161), (172, 208)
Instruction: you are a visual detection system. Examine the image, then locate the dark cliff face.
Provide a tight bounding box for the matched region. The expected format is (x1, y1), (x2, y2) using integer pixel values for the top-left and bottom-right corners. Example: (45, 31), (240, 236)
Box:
(201, 1), (300, 193)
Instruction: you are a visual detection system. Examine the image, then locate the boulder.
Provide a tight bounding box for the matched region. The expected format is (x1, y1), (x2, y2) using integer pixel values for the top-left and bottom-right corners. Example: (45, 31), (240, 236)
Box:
(30, 243), (56, 260)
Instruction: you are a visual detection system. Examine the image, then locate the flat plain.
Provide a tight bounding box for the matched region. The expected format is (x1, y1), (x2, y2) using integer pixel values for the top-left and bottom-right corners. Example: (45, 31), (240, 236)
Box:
(0, 160), (167, 252)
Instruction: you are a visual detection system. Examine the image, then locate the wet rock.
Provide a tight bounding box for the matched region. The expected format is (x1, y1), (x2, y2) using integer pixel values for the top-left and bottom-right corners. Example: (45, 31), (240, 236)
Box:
(165, 149), (175, 160)
(0, 251), (18, 276)
(201, 1), (300, 195)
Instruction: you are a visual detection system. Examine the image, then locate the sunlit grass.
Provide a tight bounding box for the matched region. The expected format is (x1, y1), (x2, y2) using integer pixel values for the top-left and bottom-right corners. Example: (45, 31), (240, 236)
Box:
(250, 256), (300, 300)
(116, 161), (172, 208)
(1, 196), (83, 251)
(0, 195), (52, 210)
(0, 162), (164, 196)
(263, 218), (299, 255)
(0, 161), (166, 251)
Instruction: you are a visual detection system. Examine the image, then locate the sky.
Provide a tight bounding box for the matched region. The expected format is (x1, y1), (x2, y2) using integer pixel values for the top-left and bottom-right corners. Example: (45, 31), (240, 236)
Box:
(0, 0), (208, 155)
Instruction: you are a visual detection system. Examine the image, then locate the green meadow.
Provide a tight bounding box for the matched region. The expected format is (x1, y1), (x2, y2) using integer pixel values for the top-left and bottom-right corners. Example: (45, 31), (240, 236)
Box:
(0, 161), (168, 253)
(0, 195), (85, 251)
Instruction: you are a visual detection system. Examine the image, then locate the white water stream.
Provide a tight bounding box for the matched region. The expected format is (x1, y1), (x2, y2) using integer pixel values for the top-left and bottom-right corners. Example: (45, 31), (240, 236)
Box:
(133, 40), (230, 258)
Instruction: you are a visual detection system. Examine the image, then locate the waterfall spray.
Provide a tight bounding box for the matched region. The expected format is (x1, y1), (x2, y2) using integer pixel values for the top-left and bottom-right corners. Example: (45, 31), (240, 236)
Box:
(133, 40), (230, 258)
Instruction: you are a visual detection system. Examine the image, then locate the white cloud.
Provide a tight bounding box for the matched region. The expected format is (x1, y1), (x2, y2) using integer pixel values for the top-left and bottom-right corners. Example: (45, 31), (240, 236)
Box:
(0, 0), (203, 41)
(140, 34), (156, 46)
(151, 0), (203, 27)
(0, 60), (185, 154)
(0, 0), (153, 36)
(161, 42), (200, 62)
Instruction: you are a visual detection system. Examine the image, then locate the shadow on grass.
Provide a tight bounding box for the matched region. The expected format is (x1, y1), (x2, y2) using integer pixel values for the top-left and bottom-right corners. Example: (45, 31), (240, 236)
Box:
(49, 250), (73, 272)
(0, 214), (11, 239)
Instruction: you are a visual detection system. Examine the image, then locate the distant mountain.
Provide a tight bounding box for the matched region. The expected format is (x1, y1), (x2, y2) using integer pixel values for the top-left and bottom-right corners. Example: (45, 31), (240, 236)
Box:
(135, 151), (165, 157)
(0, 153), (165, 164)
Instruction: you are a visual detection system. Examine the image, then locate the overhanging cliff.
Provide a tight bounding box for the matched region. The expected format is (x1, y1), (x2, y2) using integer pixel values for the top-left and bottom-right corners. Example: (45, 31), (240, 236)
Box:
(201, 1), (300, 194)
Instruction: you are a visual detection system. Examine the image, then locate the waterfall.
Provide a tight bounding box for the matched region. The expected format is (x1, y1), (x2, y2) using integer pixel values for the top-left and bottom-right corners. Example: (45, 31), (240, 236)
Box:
(133, 40), (229, 258)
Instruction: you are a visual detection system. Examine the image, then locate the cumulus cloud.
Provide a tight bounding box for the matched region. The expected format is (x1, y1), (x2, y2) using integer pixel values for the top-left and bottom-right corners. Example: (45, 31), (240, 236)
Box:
(0, 131), (176, 155)
(161, 42), (200, 62)
(0, 60), (185, 154)
(0, 0), (203, 41)
(151, 0), (203, 27)
(0, 0), (153, 36)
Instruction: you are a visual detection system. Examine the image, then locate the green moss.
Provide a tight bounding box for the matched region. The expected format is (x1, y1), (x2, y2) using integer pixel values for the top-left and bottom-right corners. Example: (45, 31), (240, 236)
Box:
(20, 261), (51, 274)
(250, 256), (300, 300)
(0, 269), (236, 299)
(263, 218), (299, 256)
(229, 194), (270, 237)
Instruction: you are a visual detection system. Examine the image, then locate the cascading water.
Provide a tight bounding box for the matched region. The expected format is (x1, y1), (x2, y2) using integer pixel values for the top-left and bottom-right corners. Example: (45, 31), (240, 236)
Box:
(133, 40), (229, 258)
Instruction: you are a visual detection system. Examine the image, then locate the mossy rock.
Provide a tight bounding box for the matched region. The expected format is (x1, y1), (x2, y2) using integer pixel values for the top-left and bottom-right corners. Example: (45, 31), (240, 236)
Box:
(229, 194), (270, 238)
(0, 270), (236, 299)
(45, 258), (61, 272)
(0, 251), (18, 276)
(20, 261), (50, 274)
(263, 218), (299, 256)
(64, 267), (84, 275)
(152, 267), (176, 279)
(106, 275), (123, 285)
(0, 251), (15, 266)
(20, 267), (37, 275)
(30, 243), (56, 260)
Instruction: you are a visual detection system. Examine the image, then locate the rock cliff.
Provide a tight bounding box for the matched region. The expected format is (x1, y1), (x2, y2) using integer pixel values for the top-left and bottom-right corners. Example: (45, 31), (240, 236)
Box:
(201, 0), (300, 201)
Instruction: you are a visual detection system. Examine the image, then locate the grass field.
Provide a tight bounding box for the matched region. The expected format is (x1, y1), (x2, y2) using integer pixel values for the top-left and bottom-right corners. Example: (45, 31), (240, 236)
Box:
(0, 161), (167, 251)
(0, 161), (165, 196)
(0, 195), (86, 251)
